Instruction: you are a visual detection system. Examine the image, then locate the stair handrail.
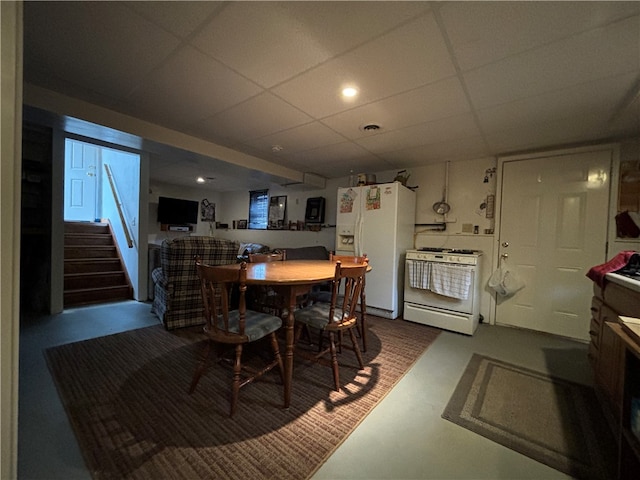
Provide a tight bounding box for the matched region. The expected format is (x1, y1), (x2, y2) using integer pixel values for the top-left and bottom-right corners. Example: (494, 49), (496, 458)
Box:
(103, 163), (134, 248)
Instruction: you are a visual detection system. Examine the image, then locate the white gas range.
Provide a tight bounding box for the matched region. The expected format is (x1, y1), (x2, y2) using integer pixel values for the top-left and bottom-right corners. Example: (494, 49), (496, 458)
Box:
(404, 248), (483, 335)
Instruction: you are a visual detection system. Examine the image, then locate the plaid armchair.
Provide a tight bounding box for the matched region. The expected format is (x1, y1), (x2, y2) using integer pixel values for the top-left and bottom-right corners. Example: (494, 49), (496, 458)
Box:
(151, 236), (240, 330)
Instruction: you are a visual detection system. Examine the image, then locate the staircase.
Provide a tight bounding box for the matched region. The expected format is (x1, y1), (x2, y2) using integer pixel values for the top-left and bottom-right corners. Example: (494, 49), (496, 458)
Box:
(64, 221), (133, 307)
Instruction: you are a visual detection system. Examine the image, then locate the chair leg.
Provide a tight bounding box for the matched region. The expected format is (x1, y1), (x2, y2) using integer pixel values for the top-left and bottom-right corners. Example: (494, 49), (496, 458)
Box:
(230, 344), (243, 416)
(269, 332), (285, 385)
(328, 331), (340, 391)
(357, 315), (367, 352)
(189, 340), (212, 394)
(360, 291), (368, 352)
(348, 327), (365, 370)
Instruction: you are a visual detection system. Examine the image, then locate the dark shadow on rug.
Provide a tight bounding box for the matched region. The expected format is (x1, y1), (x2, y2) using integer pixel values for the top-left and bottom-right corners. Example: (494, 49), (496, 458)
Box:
(45, 316), (439, 479)
(442, 353), (616, 480)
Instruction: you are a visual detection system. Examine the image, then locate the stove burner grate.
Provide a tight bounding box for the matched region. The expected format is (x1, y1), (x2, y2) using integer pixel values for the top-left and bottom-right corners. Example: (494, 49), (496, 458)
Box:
(418, 247), (477, 255)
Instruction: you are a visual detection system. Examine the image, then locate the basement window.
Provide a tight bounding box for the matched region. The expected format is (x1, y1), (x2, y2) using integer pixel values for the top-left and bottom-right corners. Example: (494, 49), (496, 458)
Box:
(248, 189), (268, 230)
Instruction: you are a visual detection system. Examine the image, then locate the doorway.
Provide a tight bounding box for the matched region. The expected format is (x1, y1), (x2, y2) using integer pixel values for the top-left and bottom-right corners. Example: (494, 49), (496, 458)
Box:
(62, 137), (142, 303)
(495, 147), (613, 341)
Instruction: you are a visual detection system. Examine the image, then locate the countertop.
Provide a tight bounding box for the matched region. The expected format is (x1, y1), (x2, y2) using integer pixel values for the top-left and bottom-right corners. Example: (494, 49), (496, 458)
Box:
(606, 272), (640, 293)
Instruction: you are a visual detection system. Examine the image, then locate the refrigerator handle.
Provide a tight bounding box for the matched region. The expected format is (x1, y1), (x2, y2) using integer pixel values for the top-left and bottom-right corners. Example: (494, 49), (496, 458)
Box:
(355, 212), (364, 257)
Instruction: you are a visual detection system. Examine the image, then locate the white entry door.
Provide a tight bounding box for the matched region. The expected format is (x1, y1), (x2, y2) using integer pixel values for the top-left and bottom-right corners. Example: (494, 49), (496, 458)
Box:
(64, 139), (99, 221)
(496, 148), (612, 340)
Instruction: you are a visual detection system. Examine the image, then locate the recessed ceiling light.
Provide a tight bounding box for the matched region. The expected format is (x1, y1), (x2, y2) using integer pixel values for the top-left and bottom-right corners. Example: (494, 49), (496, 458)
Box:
(342, 87), (358, 98)
(197, 176), (215, 184)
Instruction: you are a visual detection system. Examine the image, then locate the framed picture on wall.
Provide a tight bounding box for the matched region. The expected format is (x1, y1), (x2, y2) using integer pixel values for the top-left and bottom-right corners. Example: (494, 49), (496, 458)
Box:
(268, 195), (287, 229)
(200, 199), (215, 222)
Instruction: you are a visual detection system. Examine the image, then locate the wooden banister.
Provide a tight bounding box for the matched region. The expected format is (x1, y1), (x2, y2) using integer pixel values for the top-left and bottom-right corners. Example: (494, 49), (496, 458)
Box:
(103, 163), (133, 248)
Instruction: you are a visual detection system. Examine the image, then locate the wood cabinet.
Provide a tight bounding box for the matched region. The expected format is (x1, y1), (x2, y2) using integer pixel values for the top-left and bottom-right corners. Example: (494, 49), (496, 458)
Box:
(619, 330), (640, 479)
(589, 278), (640, 478)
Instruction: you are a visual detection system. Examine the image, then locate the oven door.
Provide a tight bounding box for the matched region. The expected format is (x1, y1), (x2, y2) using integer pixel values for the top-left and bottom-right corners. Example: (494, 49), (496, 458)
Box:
(404, 260), (475, 314)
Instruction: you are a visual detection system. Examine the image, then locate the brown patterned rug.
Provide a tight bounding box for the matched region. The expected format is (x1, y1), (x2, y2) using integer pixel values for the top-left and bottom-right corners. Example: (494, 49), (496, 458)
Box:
(45, 316), (439, 479)
(442, 354), (616, 480)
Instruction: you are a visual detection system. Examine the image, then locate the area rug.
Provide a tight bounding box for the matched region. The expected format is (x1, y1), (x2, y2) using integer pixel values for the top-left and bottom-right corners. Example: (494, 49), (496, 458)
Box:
(45, 316), (439, 479)
(442, 354), (616, 480)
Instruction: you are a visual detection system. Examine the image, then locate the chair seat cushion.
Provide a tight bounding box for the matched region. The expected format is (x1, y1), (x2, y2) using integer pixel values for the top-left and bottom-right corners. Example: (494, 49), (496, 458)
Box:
(218, 310), (282, 342)
(294, 302), (351, 330)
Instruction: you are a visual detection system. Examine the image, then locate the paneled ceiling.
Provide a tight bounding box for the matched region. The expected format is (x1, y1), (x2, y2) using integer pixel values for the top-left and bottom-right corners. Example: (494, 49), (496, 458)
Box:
(23, 1), (640, 190)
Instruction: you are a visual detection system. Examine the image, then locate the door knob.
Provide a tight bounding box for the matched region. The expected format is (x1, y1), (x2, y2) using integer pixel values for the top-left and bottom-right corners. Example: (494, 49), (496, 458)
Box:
(501, 242), (509, 247)
(501, 253), (509, 259)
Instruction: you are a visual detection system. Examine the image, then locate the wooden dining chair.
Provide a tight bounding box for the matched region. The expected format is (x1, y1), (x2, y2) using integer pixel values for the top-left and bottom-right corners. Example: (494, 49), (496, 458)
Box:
(247, 251), (286, 263)
(247, 251), (287, 318)
(189, 259), (284, 416)
(312, 253), (369, 352)
(293, 261), (367, 391)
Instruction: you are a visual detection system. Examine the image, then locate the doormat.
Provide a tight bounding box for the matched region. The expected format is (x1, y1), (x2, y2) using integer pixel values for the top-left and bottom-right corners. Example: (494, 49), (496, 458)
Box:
(442, 354), (616, 480)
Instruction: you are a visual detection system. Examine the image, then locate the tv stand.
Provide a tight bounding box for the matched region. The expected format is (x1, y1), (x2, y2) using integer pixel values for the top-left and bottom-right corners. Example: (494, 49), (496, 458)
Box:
(160, 224), (194, 232)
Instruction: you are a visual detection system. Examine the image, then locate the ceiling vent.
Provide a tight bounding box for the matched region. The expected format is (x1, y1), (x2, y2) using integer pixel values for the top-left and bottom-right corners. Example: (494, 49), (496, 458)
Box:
(360, 123), (381, 132)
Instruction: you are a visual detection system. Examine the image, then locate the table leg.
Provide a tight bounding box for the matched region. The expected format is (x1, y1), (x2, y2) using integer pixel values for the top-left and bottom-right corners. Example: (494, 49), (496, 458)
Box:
(283, 287), (296, 408)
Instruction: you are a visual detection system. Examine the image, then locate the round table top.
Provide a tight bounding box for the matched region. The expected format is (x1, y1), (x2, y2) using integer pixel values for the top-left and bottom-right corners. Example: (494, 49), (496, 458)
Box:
(217, 259), (369, 285)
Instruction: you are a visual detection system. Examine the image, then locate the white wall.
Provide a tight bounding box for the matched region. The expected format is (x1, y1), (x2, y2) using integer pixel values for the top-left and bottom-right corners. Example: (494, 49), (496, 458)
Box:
(101, 148), (143, 299)
(1, 2), (21, 477)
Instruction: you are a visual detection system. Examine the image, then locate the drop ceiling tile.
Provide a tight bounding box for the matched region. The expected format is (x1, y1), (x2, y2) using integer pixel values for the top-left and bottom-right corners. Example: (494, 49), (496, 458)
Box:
(285, 143), (392, 177)
(192, 1), (431, 88)
(356, 113), (482, 154)
(609, 95), (640, 137)
(476, 72), (639, 134)
(440, 2), (640, 71)
(383, 135), (491, 167)
(122, 1), (224, 39)
(322, 77), (470, 139)
(272, 12), (456, 119)
(464, 15), (640, 110)
(485, 112), (607, 153)
(245, 121), (347, 155)
(195, 92), (313, 144)
(129, 46), (262, 127)
(24, 2), (181, 100)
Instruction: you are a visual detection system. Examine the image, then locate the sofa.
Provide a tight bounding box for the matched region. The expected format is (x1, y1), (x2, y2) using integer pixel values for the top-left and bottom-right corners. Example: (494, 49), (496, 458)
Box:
(151, 236), (240, 330)
(280, 245), (329, 260)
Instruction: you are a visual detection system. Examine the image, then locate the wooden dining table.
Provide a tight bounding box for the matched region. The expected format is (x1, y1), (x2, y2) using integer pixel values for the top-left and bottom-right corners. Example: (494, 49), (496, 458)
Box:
(217, 259), (369, 408)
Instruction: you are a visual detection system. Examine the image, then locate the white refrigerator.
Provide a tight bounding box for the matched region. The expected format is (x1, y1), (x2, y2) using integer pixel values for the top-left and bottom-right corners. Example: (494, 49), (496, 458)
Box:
(335, 182), (416, 319)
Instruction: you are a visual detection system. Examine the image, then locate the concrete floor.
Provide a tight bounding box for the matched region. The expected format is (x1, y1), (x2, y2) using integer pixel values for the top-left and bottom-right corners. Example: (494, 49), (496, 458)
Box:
(18, 301), (591, 479)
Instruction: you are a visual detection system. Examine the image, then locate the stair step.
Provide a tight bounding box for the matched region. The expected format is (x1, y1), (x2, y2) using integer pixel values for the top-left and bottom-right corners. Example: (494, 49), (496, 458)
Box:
(64, 271), (127, 290)
(63, 221), (132, 308)
(64, 259), (123, 274)
(64, 233), (114, 246)
(64, 245), (118, 259)
(64, 285), (132, 307)
(64, 221), (110, 234)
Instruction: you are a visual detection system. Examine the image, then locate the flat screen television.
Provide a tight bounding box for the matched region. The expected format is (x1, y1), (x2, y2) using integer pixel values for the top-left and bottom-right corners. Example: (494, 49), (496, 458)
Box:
(157, 196), (199, 225)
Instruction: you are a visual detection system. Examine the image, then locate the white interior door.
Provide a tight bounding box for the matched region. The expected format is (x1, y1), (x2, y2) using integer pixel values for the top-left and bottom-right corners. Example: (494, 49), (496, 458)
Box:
(64, 139), (98, 221)
(496, 149), (612, 340)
